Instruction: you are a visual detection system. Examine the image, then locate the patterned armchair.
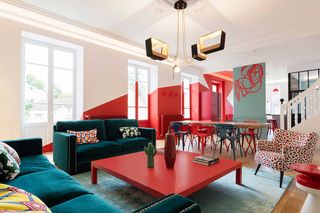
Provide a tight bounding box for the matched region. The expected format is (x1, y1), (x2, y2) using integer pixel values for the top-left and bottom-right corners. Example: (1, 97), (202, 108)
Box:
(254, 129), (318, 188)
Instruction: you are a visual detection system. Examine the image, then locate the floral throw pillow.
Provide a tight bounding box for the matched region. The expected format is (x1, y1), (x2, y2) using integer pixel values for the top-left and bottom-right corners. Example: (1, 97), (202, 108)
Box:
(67, 129), (99, 144)
(119, 127), (141, 139)
(0, 144), (20, 181)
(0, 141), (21, 165)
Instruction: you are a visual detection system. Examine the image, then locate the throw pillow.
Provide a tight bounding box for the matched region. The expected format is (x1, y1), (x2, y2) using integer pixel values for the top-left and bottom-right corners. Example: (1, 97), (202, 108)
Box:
(67, 129), (99, 144)
(0, 144), (20, 181)
(0, 183), (52, 212)
(0, 141), (21, 165)
(119, 127), (141, 139)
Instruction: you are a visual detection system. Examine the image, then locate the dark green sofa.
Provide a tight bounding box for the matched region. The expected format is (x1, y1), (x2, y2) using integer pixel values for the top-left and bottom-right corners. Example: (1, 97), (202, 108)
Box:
(2, 138), (201, 213)
(53, 119), (156, 175)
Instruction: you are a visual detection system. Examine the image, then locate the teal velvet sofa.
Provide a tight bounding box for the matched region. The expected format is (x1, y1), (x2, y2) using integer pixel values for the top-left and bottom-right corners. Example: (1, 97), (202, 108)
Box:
(2, 138), (201, 213)
(53, 119), (156, 175)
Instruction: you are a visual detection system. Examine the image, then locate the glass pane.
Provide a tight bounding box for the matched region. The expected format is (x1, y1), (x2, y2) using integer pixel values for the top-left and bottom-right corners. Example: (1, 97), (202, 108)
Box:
(138, 82), (148, 107)
(128, 107), (135, 119)
(128, 80), (135, 107)
(53, 68), (73, 122)
(54, 49), (74, 69)
(138, 68), (148, 82)
(212, 84), (217, 92)
(25, 43), (49, 65)
(183, 78), (190, 89)
(290, 73), (298, 91)
(138, 108), (148, 120)
(128, 66), (136, 81)
(184, 88), (190, 108)
(299, 71), (308, 90)
(53, 105), (73, 122)
(309, 70), (319, 86)
(24, 64), (48, 123)
(184, 109), (190, 119)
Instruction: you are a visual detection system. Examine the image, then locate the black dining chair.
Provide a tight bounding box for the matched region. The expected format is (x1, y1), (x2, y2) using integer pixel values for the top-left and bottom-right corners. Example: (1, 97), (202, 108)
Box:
(215, 124), (243, 160)
(172, 122), (189, 151)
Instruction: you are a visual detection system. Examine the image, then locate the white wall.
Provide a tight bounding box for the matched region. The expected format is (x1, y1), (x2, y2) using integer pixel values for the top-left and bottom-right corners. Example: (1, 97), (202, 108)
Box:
(0, 17), (182, 140)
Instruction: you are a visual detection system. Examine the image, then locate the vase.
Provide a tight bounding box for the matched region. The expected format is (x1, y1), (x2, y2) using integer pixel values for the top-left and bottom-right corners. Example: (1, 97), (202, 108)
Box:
(147, 155), (154, 168)
(164, 127), (176, 169)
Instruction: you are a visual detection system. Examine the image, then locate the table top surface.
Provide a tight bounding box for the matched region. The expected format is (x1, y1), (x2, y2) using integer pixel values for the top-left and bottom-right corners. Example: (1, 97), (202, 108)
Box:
(92, 151), (242, 197)
(172, 120), (271, 129)
(291, 163), (320, 178)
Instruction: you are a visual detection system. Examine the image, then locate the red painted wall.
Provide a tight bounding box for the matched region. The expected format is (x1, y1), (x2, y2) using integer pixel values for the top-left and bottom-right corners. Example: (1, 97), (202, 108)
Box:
(157, 85), (182, 116)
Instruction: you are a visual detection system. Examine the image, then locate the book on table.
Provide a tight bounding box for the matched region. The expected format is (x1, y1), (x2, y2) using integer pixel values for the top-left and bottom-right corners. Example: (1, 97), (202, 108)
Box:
(193, 153), (220, 166)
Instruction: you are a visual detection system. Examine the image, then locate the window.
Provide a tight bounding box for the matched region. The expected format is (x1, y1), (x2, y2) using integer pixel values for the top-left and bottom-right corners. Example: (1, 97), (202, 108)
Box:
(212, 83), (218, 93)
(128, 64), (149, 120)
(23, 40), (76, 124)
(182, 77), (191, 119)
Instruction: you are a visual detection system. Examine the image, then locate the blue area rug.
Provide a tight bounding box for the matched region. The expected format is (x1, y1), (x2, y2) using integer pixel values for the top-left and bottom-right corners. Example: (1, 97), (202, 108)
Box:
(73, 167), (293, 213)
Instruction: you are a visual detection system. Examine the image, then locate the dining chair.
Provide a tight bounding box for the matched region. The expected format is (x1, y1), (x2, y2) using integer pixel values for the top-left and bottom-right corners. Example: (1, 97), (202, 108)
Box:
(188, 124), (213, 154)
(215, 124), (243, 160)
(240, 120), (260, 157)
(172, 122), (189, 151)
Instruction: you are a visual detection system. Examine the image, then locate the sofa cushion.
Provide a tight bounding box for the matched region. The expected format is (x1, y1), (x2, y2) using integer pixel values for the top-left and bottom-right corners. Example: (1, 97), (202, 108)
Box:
(56, 120), (107, 141)
(67, 129), (99, 144)
(6, 169), (91, 207)
(119, 127), (141, 139)
(114, 137), (150, 153)
(19, 155), (55, 176)
(0, 183), (52, 212)
(0, 144), (20, 181)
(50, 194), (120, 213)
(0, 141), (21, 165)
(104, 119), (138, 140)
(77, 141), (121, 163)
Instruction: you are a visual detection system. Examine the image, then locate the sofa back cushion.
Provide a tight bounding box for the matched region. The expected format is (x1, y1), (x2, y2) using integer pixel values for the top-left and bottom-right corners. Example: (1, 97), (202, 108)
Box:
(56, 120), (107, 141)
(104, 119), (138, 140)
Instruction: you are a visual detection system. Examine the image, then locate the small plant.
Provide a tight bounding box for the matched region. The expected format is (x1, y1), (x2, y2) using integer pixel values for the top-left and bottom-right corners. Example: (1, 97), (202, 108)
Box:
(144, 143), (156, 168)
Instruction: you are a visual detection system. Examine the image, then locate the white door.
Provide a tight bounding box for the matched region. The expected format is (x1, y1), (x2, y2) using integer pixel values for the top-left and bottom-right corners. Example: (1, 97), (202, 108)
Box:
(21, 39), (76, 145)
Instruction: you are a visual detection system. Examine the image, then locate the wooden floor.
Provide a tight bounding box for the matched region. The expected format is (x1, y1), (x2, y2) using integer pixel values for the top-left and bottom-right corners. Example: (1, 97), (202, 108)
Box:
(157, 137), (320, 213)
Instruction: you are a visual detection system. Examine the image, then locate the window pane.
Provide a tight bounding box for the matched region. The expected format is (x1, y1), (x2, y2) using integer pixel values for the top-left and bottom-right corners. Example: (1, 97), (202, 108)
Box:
(25, 43), (49, 65)
(212, 84), (217, 92)
(128, 66), (136, 81)
(138, 108), (148, 120)
(299, 72), (308, 90)
(184, 109), (190, 119)
(128, 107), (135, 119)
(138, 68), (148, 82)
(24, 64), (48, 123)
(138, 82), (148, 107)
(290, 73), (298, 91)
(54, 49), (74, 69)
(53, 68), (73, 122)
(309, 70), (319, 86)
(53, 105), (73, 122)
(184, 89), (190, 108)
(128, 80), (135, 107)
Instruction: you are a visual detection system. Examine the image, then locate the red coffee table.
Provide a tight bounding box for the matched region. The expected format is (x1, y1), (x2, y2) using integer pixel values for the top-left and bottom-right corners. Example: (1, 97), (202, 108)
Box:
(91, 151), (242, 198)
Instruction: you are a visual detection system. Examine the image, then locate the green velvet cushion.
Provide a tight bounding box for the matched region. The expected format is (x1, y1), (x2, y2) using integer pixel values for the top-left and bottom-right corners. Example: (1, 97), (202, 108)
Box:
(18, 155), (55, 176)
(133, 194), (201, 213)
(114, 137), (150, 153)
(56, 120), (107, 141)
(76, 141), (121, 163)
(6, 169), (91, 207)
(50, 194), (121, 213)
(104, 119), (138, 140)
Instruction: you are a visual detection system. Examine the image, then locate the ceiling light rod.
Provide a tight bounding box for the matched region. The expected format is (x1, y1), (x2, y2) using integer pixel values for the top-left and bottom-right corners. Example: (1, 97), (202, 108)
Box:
(145, 0), (226, 74)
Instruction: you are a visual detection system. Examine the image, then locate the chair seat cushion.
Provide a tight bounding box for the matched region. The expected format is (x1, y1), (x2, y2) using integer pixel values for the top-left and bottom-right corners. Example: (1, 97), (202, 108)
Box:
(50, 194), (120, 213)
(6, 169), (91, 207)
(255, 150), (285, 171)
(114, 137), (150, 152)
(77, 141), (121, 163)
(19, 155), (55, 176)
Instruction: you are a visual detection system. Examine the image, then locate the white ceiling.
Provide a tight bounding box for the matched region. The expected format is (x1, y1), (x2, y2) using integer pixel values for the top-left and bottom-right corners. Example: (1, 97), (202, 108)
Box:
(19, 0), (320, 75)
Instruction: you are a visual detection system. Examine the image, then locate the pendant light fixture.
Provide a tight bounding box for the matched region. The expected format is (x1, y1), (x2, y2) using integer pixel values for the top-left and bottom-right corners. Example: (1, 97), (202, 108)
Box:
(145, 0), (226, 74)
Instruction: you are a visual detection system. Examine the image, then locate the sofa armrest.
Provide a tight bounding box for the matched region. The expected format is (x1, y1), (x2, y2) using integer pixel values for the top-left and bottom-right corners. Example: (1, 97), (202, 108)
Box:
(2, 138), (42, 157)
(257, 140), (279, 152)
(133, 194), (200, 213)
(53, 132), (77, 175)
(139, 127), (156, 147)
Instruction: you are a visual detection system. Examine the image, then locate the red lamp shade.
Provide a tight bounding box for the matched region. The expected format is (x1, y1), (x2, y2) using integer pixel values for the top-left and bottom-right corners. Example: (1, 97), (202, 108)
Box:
(273, 88), (279, 92)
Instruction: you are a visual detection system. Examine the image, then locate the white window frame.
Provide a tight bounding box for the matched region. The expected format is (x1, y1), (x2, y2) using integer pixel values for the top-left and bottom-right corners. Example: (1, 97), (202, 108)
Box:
(128, 63), (150, 121)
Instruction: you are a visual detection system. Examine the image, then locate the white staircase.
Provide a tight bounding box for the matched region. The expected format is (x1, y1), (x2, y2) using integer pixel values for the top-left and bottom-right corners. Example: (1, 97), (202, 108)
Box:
(280, 79), (320, 134)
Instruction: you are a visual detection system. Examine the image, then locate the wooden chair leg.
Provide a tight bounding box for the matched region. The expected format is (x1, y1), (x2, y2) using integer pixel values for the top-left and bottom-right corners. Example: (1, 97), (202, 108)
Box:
(280, 171), (284, 188)
(254, 164), (261, 175)
(219, 139), (223, 154)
